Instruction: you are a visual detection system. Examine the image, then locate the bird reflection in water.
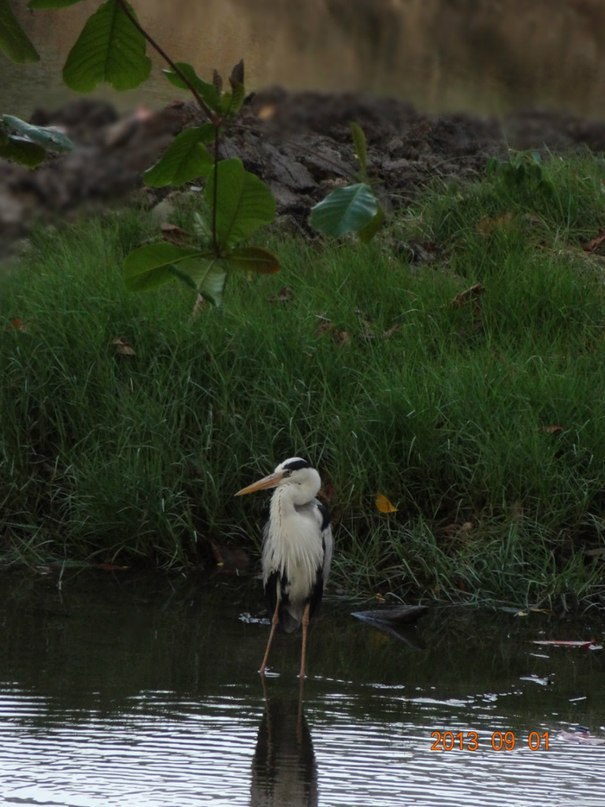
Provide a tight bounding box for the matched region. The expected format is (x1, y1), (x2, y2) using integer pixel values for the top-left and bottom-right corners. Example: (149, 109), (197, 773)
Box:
(250, 680), (318, 807)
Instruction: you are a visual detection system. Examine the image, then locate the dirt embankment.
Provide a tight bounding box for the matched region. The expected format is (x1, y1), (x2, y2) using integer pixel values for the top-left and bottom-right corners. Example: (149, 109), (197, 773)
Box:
(3, 87), (605, 249)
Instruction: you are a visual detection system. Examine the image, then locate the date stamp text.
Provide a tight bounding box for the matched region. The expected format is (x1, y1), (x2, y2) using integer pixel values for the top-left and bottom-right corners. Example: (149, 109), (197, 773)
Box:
(430, 730), (550, 752)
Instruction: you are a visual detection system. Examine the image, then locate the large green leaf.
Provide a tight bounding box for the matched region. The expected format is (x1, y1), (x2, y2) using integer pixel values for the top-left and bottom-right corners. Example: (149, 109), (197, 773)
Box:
(0, 0), (39, 62)
(205, 158), (276, 248)
(200, 266), (227, 306)
(309, 183), (378, 237)
(166, 255), (227, 305)
(162, 63), (220, 112)
(124, 242), (204, 291)
(223, 246), (280, 274)
(190, 259), (227, 305)
(1, 115), (74, 152)
(143, 127), (213, 187)
(63, 0), (151, 92)
(28, 1), (85, 8)
(0, 137), (46, 167)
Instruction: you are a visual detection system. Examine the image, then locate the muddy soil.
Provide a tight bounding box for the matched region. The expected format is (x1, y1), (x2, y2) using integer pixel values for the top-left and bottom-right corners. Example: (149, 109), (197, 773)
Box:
(2, 86), (605, 249)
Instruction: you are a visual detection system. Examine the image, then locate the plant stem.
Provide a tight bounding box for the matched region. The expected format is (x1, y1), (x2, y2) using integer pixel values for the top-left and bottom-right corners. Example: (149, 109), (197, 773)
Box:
(212, 126), (220, 253)
(116, 0), (221, 126)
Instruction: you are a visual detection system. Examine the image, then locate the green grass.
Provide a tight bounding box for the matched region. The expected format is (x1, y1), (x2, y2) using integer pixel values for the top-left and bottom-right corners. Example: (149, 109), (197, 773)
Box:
(2, 152), (605, 608)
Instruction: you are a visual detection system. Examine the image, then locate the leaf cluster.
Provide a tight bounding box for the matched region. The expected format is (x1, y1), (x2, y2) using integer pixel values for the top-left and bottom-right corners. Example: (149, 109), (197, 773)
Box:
(309, 121), (385, 241)
(1, 0), (279, 306)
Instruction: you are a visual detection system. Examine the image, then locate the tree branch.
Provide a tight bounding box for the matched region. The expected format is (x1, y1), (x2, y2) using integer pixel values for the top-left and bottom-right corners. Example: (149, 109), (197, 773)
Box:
(115, 0), (221, 127)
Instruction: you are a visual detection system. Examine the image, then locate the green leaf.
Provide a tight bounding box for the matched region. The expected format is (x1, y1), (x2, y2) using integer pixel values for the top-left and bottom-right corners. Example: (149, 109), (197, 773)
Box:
(124, 242), (204, 291)
(350, 121), (368, 180)
(309, 183), (378, 237)
(205, 158), (276, 248)
(1, 115), (74, 152)
(220, 84), (245, 118)
(168, 254), (227, 305)
(193, 260), (227, 305)
(143, 127), (213, 188)
(0, 137), (46, 167)
(222, 59), (246, 117)
(358, 205), (385, 243)
(223, 246), (280, 274)
(162, 63), (220, 112)
(28, 0), (85, 8)
(200, 266), (227, 306)
(0, 0), (40, 62)
(63, 0), (151, 92)
(229, 59), (244, 86)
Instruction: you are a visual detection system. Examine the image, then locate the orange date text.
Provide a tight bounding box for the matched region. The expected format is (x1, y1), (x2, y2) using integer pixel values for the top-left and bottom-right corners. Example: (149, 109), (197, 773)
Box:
(430, 730), (550, 752)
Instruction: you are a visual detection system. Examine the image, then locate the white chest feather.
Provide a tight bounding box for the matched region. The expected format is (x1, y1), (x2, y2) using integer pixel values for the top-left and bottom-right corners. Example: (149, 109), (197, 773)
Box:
(262, 490), (325, 605)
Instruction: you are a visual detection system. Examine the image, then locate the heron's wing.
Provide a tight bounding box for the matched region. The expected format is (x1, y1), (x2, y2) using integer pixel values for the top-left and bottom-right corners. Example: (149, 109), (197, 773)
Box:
(321, 522), (333, 585)
(312, 499), (333, 585)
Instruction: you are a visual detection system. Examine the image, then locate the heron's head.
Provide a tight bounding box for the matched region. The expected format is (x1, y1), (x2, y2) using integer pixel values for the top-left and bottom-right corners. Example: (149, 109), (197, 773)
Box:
(235, 457), (321, 500)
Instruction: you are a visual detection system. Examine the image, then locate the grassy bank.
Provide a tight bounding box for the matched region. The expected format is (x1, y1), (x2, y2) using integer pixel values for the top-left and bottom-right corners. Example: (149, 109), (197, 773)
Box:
(2, 153), (605, 608)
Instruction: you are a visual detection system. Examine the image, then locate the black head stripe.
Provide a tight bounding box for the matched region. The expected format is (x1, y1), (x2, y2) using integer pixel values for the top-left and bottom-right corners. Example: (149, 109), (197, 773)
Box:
(283, 458), (311, 471)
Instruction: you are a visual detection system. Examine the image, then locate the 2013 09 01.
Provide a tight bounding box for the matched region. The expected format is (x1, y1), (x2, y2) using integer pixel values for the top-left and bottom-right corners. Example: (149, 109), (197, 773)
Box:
(430, 730), (550, 751)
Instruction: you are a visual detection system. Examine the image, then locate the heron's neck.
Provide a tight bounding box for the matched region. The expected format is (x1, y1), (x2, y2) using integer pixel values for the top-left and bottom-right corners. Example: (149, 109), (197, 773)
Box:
(272, 477), (319, 513)
(270, 487), (297, 522)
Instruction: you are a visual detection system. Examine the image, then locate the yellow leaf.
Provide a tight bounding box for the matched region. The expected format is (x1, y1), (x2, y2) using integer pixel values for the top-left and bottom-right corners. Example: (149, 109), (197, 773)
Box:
(111, 336), (136, 356)
(375, 493), (398, 513)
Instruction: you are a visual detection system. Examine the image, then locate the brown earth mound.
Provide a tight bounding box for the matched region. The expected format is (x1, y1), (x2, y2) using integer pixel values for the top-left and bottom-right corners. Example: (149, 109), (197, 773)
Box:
(2, 87), (605, 249)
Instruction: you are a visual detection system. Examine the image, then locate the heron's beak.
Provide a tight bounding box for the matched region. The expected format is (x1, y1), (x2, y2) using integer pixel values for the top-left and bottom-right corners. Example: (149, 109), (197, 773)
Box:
(235, 471), (285, 496)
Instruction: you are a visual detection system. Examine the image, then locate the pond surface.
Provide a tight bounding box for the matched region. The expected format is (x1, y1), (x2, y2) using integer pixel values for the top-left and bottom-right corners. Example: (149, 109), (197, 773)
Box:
(5, 0), (605, 120)
(0, 570), (604, 806)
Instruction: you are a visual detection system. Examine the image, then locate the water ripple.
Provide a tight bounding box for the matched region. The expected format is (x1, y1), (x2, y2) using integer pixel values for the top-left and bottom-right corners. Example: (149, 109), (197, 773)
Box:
(1, 685), (604, 807)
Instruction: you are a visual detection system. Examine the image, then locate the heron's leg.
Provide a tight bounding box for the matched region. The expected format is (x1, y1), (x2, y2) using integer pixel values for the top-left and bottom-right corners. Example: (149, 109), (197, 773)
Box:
(298, 602), (311, 679)
(260, 597), (280, 676)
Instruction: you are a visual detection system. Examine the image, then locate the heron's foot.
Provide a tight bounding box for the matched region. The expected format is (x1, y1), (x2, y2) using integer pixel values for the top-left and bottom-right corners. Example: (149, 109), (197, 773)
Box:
(259, 666), (280, 678)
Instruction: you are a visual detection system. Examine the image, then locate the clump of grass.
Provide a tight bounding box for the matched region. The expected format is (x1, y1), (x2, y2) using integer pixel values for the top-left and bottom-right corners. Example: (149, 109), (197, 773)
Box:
(2, 153), (605, 608)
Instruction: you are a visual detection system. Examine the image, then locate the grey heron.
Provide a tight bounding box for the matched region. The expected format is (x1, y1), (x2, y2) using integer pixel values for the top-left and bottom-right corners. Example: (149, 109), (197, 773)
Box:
(236, 457), (333, 678)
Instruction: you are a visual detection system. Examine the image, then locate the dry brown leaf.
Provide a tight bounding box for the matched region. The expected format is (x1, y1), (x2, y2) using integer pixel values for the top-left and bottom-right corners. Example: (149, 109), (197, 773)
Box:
(383, 324), (401, 339)
(452, 283), (485, 307)
(112, 336), (136, 356)
(161, 222), (192, 245)
(355, 309), (375, 340)
(583, 231), (605, 253)
(269, 286), (294, 303)
(315, 317), (350, 346)
(375, 493), (398, 513)
(542, 424), (564, 435)
(476, 211), (514, 235)
(510, 500), (524, 520)
(95, 562), (130, 571)
(443, 521), (474, 539)
(8, 317), (27, 331)
(257, 104), (277, 121)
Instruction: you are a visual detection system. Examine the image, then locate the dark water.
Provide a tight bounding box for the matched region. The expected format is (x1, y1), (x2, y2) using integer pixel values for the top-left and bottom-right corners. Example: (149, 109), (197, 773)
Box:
(1, 571), (604, 806)
(4, 0), (605, 120)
